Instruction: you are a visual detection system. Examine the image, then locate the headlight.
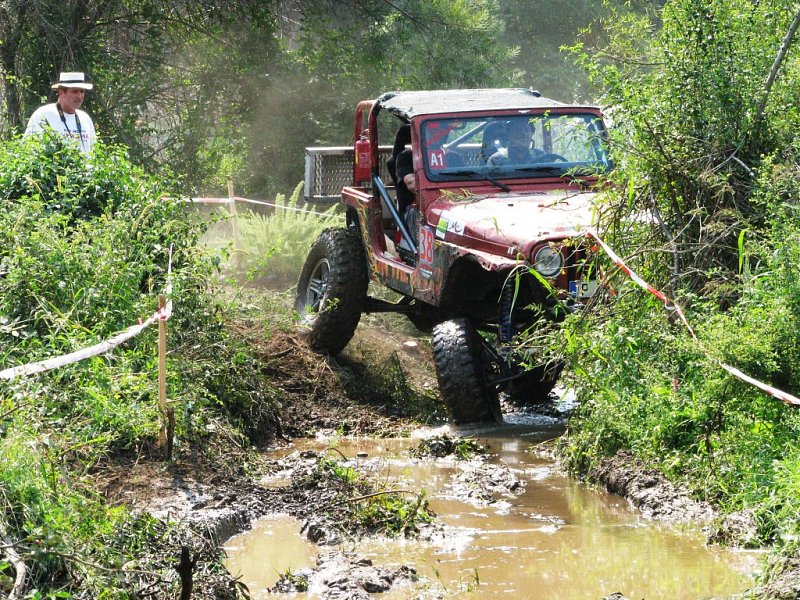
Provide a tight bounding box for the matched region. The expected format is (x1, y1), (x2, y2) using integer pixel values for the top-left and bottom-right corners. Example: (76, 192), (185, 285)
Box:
(533, 245), (564, 278)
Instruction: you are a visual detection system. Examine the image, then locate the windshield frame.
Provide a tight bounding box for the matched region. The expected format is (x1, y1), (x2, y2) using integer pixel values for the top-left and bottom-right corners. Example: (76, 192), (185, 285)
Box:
(419, 110), (612, 184)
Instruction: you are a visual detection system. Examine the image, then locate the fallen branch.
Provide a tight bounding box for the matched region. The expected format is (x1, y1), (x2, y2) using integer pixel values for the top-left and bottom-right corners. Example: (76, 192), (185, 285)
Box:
(266, 348), (293, 360)
(323, 447), (348, 460)
(39, 548), (164, 579)
(1, 526), (27, 600)
(318, 488), (421, 511)
(0, 400), (31, 421)
(345, 489), (419, 504)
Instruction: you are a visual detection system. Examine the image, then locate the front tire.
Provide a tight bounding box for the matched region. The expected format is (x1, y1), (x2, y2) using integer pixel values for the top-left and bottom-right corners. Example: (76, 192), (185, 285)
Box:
(432, 319), (502, 425)
(295, 228), (368, 355)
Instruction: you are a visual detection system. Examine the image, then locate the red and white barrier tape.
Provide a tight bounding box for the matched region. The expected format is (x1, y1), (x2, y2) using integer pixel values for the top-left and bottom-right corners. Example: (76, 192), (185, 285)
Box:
(1, 248), (174, 382)
(191, 196), (339, 219)
(585, 229), (696, 337)
(0, 304), (171, 381)
(585, 227), (800, 406)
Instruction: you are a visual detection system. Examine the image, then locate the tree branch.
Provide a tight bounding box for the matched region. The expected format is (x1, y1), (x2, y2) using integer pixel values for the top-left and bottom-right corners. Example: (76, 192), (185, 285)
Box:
(754, 8), (800, 127)
(344, 489), (419, 504)
(0, 524), (27, 600)
(649, 193), (680, 290)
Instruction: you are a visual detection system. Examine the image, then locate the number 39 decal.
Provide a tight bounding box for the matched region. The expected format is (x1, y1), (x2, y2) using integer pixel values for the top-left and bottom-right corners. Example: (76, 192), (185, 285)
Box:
(419, 226), (435, 265)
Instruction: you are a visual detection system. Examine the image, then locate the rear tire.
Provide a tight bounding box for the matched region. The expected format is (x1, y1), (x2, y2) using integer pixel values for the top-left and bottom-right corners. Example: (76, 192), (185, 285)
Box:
(295, 228), (368, 355)
(507, 362), (563, 405)
(432, 319), (502, 425)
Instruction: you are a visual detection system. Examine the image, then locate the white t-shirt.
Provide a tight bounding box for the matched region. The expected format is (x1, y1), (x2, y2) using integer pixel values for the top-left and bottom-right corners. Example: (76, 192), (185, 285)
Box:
(24, 103), (96, 153)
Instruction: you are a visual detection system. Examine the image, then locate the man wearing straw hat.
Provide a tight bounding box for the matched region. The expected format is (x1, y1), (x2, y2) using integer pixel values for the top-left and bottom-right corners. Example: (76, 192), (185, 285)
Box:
(24, 71), (96, 153)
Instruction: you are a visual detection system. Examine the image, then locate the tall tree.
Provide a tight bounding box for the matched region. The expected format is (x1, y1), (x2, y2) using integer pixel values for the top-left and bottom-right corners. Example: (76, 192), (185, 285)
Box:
(0, 0), (516, 194)
(498, 0), (665, 102)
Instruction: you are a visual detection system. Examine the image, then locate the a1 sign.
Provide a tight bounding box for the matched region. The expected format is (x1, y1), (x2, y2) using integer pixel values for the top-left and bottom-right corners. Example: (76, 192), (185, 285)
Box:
(428, 149), (446, 170)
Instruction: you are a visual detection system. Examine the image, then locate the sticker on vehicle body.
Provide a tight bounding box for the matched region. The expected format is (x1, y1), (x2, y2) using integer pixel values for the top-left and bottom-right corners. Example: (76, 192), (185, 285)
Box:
(435, 214), (448, 239)
(428, 149), (446, 170)
(435, 211), (465, 239)
(419, 226), (435, 266)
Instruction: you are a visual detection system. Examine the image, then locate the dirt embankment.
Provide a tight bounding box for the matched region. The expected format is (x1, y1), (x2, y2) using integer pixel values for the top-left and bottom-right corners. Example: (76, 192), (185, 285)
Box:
(587, 451), (715, 524)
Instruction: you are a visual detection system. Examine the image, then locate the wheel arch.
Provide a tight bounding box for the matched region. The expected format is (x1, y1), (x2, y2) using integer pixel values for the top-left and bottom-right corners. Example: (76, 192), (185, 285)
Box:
(439, 255), (499, 310)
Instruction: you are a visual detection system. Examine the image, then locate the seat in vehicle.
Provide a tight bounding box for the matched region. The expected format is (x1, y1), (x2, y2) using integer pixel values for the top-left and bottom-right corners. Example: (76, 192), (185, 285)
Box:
(480, 121), (507, 163)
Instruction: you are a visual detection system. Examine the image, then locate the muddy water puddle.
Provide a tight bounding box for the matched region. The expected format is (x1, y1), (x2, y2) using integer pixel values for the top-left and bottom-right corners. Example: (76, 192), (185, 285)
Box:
(224, 417), (759, 598)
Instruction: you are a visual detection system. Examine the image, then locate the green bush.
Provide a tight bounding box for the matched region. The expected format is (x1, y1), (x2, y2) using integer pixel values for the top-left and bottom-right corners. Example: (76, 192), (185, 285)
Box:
(562, 231), (800, 546)
(568, 0), (800, 294)
(553, 2), (800, 582)
(0, 133), (278, 595)
(310, 455), (433, 537)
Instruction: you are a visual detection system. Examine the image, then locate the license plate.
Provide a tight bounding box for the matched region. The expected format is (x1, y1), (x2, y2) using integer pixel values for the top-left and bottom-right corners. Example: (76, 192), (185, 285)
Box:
(569, 280), (598, 299)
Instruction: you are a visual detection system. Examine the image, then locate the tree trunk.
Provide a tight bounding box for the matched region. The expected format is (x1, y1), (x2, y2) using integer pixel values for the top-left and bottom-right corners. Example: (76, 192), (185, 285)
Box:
(2, 74), (23, 133)
(0, 9), (22, 133)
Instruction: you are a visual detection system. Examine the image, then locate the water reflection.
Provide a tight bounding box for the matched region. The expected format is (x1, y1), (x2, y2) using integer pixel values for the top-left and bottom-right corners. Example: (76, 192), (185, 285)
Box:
(223, 515), (317, 594)
(224, 428), (758, 599)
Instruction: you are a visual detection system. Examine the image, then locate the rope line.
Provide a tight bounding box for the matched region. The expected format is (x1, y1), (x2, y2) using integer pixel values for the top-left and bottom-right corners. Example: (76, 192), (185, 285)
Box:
(0, 248), (174, 381)
(191, 196), (340, 219)
(586, 227), (800, 406)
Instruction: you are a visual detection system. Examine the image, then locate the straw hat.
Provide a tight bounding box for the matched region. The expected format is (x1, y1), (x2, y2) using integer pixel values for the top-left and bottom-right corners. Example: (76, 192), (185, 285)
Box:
(51, 72), (93, 90)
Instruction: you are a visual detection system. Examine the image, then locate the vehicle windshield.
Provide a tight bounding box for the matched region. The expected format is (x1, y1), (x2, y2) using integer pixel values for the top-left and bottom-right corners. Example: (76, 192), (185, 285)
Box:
(420, 113), (612, 182)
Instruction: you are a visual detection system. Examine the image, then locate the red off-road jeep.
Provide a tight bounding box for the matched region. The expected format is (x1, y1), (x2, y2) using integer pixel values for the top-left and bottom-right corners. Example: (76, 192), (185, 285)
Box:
(296, 89), (611, 424)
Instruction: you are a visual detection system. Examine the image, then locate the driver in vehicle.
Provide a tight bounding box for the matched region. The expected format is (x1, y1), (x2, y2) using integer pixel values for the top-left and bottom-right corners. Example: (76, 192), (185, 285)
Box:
(394, 147), (415, 213)
(486, 118), (545, 167)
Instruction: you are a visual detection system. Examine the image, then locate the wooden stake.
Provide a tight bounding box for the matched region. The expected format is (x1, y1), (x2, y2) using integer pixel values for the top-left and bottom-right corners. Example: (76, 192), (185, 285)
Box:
(166, 406), (175, 463)
(176, 546), (196, 600)
(227, 179), (242, 270)
(158, 294), (169, 453)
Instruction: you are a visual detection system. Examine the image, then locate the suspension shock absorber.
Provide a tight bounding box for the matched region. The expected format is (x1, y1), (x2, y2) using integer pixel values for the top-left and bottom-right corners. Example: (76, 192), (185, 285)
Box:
(499, 278), (515, 345)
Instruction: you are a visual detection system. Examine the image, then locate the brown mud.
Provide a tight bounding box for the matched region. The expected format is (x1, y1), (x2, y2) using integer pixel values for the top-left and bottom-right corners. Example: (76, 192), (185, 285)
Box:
(98, 324), (798, 599)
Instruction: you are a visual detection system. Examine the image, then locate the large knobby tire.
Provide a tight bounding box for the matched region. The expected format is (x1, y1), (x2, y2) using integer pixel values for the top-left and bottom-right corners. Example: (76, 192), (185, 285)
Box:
(295, 228), (368, 355)
(507, 362), (564, 405)
(432, 319), (502, 425)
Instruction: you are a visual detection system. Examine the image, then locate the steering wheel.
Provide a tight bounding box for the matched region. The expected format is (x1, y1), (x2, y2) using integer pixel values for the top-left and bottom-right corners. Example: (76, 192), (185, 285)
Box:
(535, 153), (568, 163)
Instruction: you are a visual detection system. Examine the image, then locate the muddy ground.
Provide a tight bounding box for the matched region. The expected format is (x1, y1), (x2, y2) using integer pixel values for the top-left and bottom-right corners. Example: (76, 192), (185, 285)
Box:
(99, 323), (799, 599)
